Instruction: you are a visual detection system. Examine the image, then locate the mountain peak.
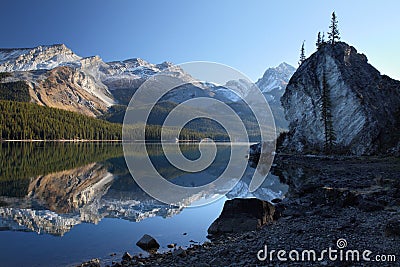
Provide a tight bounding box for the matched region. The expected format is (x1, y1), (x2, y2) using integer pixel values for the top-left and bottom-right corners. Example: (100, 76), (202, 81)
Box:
(121, 57), (150, 66)
(276, 62), (296, 72)
(44, 43), (68, 49)
(256, 62), (296, 93)
(0, 43), (81, 72)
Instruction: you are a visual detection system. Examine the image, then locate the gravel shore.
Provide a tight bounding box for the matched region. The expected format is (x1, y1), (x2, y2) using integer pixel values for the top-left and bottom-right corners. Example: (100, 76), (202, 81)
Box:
(79, 155), (400, 267)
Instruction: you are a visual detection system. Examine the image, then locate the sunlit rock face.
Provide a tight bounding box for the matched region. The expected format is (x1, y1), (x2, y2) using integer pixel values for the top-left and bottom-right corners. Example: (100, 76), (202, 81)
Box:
(281, 42), (400, 155)
(0, 45), (114, 116)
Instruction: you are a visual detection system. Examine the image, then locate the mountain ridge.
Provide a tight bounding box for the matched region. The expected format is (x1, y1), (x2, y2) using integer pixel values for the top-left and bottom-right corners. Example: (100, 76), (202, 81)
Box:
(281, 41), (400, 155)
(0, 44), (296, 132)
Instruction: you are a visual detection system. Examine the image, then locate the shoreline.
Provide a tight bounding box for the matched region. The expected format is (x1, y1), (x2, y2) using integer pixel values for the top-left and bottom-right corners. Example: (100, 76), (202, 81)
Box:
(0, 140), (255, 144)
(78, 155), (400, 267)
(1, 139), (123, 142)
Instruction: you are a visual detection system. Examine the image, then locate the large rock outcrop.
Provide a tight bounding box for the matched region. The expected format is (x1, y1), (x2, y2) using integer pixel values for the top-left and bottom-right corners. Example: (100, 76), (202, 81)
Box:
(281, 42), (400, 155)
(14, 66), (114, 116)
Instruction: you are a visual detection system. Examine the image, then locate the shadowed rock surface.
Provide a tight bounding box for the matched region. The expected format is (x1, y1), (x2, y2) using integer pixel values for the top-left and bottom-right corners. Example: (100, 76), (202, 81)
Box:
(136, 234), (160, 251)
(208, 198), (277, 235)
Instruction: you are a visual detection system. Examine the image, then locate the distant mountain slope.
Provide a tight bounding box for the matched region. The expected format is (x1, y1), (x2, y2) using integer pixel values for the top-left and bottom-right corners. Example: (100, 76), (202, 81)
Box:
(0, 44), (295, 135)
(256, 62), (296, 130)
(0, 44), (193, 115)
(0, 45), (115, 116)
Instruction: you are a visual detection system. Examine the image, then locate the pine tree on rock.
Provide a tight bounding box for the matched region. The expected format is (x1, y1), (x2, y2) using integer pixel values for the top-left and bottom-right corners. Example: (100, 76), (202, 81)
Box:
(328, 11), (340, 45)
(320, 73), (336, 152)
(299, 41), (306, 66)
(316, 32), (321, 48)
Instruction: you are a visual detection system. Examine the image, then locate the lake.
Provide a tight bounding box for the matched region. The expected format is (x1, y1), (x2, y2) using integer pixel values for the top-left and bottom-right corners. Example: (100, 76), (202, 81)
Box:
(0, 142), (288, 267)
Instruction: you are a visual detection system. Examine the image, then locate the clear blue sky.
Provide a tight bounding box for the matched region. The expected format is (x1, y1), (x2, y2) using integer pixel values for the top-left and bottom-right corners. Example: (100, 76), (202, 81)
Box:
(1, 0), (399, 81)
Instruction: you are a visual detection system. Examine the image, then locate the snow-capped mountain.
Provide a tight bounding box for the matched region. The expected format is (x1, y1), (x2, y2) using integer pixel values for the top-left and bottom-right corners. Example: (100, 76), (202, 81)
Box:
(256, 62), (296, 93)
(255, 62), (296, 130)
(209, 63), (296, 130)
(0, 44), (197, 113)
(96, 59), (197, 105)
(0, 44), (81, 72)
(0, 45), (116, 116)
(0, 44), (295, 129)
(214, 79), (255, 102)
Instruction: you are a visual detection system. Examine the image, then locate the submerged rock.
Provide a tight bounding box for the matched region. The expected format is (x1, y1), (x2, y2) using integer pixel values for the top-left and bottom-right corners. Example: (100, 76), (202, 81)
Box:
(136, 234), (160, 251)
(281, 42), (400, 155)
(208, 198), (276, 235)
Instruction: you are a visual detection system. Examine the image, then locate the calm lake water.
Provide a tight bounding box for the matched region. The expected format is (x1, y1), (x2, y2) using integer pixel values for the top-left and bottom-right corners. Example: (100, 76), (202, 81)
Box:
(0, 142), (287, 267)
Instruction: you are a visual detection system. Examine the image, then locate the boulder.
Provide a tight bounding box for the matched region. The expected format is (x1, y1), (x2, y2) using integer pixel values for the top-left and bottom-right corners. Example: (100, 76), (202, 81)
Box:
(122, 252), (132, 261)
(136, 234), (160, 251)
(208, 198), (276, 235)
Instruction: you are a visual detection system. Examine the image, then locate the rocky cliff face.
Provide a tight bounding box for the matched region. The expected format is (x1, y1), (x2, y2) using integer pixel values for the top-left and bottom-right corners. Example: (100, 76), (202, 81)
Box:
(10, 66), (113, 116)
(281, 42), (400, 155)
(0, 45), (115, 116)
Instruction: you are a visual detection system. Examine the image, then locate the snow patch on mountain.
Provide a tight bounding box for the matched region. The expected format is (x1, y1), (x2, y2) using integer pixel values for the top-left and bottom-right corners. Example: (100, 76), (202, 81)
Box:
(0, 44), (82, 72)
(256, 62), (296, 93)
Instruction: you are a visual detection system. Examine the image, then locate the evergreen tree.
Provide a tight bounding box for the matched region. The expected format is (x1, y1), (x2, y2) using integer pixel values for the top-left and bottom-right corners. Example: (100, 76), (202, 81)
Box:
(328, 11), (340, 45)
(299, 41), (306, 66)
(321, 32), (326, 43)
(320, 73), (336, 152)
(316, 32), (321, 48)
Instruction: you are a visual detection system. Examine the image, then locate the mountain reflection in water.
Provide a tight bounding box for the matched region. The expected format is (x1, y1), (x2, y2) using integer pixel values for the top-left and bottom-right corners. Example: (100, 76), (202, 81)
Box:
(0, 142), (287, 237)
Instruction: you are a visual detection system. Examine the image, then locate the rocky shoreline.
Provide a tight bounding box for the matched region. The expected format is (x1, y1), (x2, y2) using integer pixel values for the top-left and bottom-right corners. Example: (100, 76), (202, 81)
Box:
(79, 155), (400, 267)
